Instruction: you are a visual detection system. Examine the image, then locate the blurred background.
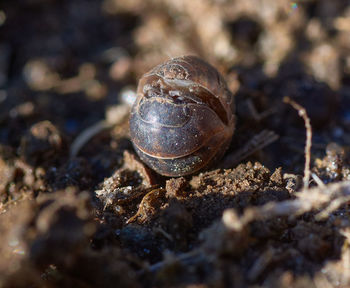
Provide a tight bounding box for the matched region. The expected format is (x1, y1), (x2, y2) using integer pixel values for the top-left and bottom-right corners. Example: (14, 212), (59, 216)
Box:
(1, 1), (349, 172)
(1, 1), (350, 287)
(0, 0), (350, 179)
(1, 0), (349, 130)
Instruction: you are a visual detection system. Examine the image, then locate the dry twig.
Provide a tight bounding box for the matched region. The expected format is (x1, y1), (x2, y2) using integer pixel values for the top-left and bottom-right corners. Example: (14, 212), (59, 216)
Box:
(70, 104), (130, 157)
(283, 97), (312, 189)
(222, 130), (279, 169)
(143, 180), (350, 277)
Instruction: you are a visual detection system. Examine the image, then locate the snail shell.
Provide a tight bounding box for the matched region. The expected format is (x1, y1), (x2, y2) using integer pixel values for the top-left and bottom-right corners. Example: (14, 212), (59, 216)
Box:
(129, 56), (235, 176)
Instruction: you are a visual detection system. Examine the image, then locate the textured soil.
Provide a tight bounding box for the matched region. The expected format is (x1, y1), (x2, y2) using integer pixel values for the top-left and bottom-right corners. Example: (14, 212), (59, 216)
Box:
(1, 0), (350, 287)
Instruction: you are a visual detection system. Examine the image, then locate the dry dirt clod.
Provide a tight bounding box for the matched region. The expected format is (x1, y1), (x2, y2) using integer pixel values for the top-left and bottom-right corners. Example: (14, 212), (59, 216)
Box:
(313, 142), (350, 182)
(19, 120), (65, 166)
(126, 188), (166, 224)
(165, 177), (189, 198)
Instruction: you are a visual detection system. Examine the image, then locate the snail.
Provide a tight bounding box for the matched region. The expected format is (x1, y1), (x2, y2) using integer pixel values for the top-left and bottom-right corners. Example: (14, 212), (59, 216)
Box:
(129, 56), (235, 176)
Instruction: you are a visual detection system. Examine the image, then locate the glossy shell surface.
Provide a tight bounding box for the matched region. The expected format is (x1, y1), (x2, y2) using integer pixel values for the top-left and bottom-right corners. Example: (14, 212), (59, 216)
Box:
(129, 56), (235, 176)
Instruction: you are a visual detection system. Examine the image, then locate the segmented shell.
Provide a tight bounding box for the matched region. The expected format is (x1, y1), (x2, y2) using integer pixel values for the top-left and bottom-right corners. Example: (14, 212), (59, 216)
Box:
(129, 56), (235, 176)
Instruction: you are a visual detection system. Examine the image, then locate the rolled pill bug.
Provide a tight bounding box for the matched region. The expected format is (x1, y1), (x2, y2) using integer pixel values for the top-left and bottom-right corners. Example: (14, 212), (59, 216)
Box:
(129, 55), (235, 176)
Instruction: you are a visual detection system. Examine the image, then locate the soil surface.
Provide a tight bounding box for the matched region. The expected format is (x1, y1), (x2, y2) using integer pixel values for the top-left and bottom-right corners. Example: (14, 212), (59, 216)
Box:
(1, 0), (350, 287)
